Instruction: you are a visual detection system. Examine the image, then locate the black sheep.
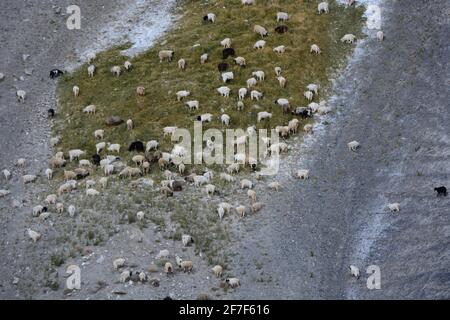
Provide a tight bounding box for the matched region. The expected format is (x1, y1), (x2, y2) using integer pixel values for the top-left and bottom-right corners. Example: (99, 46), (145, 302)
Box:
(275, 25), (288, 34)
(128, 141), (145, 152)
(218, 62), (228, 72)
(47, 108), (55, 117)
(222, 48), (235, 59)
(91, 154), (101, 166)
(434, 186), (447, 196)
(49, 69), (64, 79)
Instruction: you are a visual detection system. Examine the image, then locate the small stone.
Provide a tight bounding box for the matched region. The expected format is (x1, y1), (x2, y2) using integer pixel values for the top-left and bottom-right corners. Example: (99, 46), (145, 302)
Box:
(0, 73), (4, 81)
(22, 54), (30, 61)
(24, 69), (33, 75)
(19, 76), (25, 81)
(12, 277), (19, 285)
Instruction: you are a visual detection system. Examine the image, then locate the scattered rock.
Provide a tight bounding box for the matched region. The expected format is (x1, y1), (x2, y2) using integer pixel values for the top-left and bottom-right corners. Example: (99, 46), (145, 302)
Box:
(22, 54), (30, 61)
(0, 73), (4, 81)
(24, 68), (33, 75)
(12, 277), (19, 285)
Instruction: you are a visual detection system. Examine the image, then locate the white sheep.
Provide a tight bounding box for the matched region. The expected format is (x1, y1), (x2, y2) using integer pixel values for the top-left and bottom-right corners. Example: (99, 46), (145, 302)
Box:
(246, 77), (257, 88)
(178, 58), (186, 70)
(388, 203), (400, 212)
(296, 169), (309, 180)
(257, 111), (272, 122)
(27, 228), (41, 242)
(86, 52), (96, 64)
(119, 270), (131, 283)
(110, 66), (121, 76)
(307, 84), (319, 95)
(146, 140), (159, 152)
(126, 119), (133, 130)
(73, 85), (80, 97)
(221, 114), (231, 126)
(310, 44), (321, 54)
(252, 202), (264, 213)
(236, 205), (247, 218)
(289, 118), (300, 133)
(87, 65), (95, 77)
(86, 188), (100, 196)
(304, 91), (314, 101)
(204, 184), (216, 195)
(94, 129), (104, 140)
(341, 34), (356, 44)
(236, 101), (244, 111)
(113, 258), (125, 270)
(212, 265), (223, 278)
(254, 25), (268, 37)
(45, 194), (57, 205)
(22, 175), (37, 184)
(0, 189), (10, 198)
(197, 113), (213, 123)
(240, 179), (253, 189)
(304, 124), (313, 134)
(274, 66), (282, 76)
(226, 277), (240, 288)
(182, 234), (193, 247)
(349, 265), (360, 279)
(136, 86), (145, 96)
(233, 56), (246, 67)
(276, 12), (289, 22)
(227, 163), (240, 174)
(217, 86), (231, 97)
(268, 181), (280, 191)
(50, 136), (61, 147)
(99, 177), (108, 189)
(56, 203), (64, 214)
(221, 71), (234, 83)
(277, 76), (286, 88)
(176, 90), (190, 101)
(193, 175), (208, 187)
(3, 169), (11, 180)
(217, 206), (225, 220)
(95, 142), (106, 154)
(377, 31), (384, 41)
(32, 205), (46, 217)
(156, 249), (170, 260)
(124, 61), (132, 70)
(107, 143), (120, 153)
(318, 2), (329, 14)
(252, 70), (265, 81)
(273, 45), (286, 54)
(234, 152), (246, 163)
(159, 50), (174, 62)
(254, 40), (266, 49)
(16, 90), (26, 102)
(79, 159), (92, 167)
(236, 88), (247, 100)
(247, 189), (257, 203)
(200, 53), (208, 64)
(68, 205), (76, 217)
(220, 38), (232, 48)
(136, 211), (145, 221)
(241, 0), (255, 5)
(83, 104), (96, 114)
(317, 105), (332, 115)
(220, 172), (235, 182)
(204, 13), (216, 23)
(347, 140), (360, 152)
(69, 149), (85, 162)
(250, 90), (263, 101)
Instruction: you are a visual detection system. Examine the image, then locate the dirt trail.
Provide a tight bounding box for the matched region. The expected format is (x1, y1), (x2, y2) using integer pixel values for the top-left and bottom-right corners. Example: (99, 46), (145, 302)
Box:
(230, 0), (450, 299)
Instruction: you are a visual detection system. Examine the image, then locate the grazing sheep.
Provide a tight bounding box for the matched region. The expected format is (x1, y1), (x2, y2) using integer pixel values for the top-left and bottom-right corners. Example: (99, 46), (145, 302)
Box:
(241, 0), (255, 5)
(22, 175), (37, 184)
(221, 114), (231, 126)
(307, 84), (319, 95)
(159, 50), (174, 62)
(434, 186), (447, 197)
(124, 61), (132, 70)
(221, 38), (232, 48)
(318, 2), (329, 14)
(212, 265), (223, 278)
(50, 136), (61, 147)
(254, 40), (266, 49)
(126, 119), (133, 130)
(349, 265), (360, 279)
(27, 228), (41, 243)
(99, 177), (108, 189)
(388, 203), (400, 212)
(79, 159), (92, 167)
(251, 202), (264, 213)
(119, 270), (131, 283)
(304, 124), (313, 134)
(107, 143), (120, 153)
(268, 181), (280, 191)
(164, 262), (173, 274)
(139, 272), (147, 282)
(73, 85), (80, 97)
(204, 184), (216, 196)
(16, 90), (26, 102)
(222, 71), (234, 83)
(347, 140), (360, 152)
(146, 140), (159, 152)
(0, 190), (10, 198)
(252, 70), (265, 81)
(217, 86), (231, 97)
(236, 205), (246, 217)
(56, 203), (64, 214)
(251, 90), (263, 101)
(273, 45), (286, 54)
(310, 44), (321, 54)
(3, 169), (11, 180)
(193, 175), (208, 187)
(94, 129), (104, 140)
(217, 206), (225, 220)
(68, 205), (76, 217)
(247, 77), (257, 88)
(178, 58), (186, 70)
(220, 173), (235, 182)
(176, 90), (190, 101)
(86, 52), (96, 64)
(200, 53), (208, 64)
(177, 163), (185, 175)
(182, 234), (194, 247)
(240, 179), (253, 189)
(257, 111), (272, 122)
(247, 189), (257, 203)
(110, 66), (121, 76)
(132, 155), (145, 167)
(317, 105), (332, 115)
(227, 163), (240, 174)
(226, 278), (240, 288)
(86, 188), (100, 196)
(197, 113), (213, 123)
(113, 258), (125, 270)
(277, 76), (286, 88)
(236, 101), (245, 111)
(32, 205), (47, 217)
(87, 65), (95, 77)
(276, 12), (289, 22)
(238, 88), (248, 100)
(45, 194), (57, 205)
(296, 169), (309, 180)
(203, 13), (216, 23)
(104, 164), (114, 176)
(83, 104), (96, 114)
(136, 86), (145, 96)
(222, 48), (236, 59)
(304, 91), (314, 101)
(95, 142), (105, 154)
(233, 56), (246, 67)
(377, 31), (384, 41)
(274, 67), (282, 76)
(254, 25), (268, 37)
(341, 34), (356, 44)
(288, 118), (300, 133)
(275, 98), (290, 112)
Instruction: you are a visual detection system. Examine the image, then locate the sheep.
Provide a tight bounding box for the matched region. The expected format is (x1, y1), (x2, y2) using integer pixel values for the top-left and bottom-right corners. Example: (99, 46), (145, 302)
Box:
(219, 202), (232, 215)
(86, 52), (96, 64)
(124, 61), (132, 70)
(254, 25), (268, 37)
(85, 179), (96, 189)
(79, 159), (92, 167)
(217, 206), (225, 220)
(434, 186), (447, 197)
(236, 205), (247, 217)
(227, 163), (240, 174)
(288, 119), (300, 134)
(238, 88), (248, 100)
(277, 76), (286, 88)
(119, 270), (131, 283)
(3, 169), (11, 180)
(179, 259), (193, 273)
(236, 101), (245, 111)
(68, 205), (76, 217)
(135, 86), (146, 96)
(310, 44), (321, 54)
(132, 155), (145, 166)
(241, 0), (255, 5)
(113, 258), (125, 270)
(86, 188), (100, 196)
(203, 13), (216, 23)
(200, 53), (208, 64)
(221, 71), (234, 83)
(273, 45), (286, 54)
(32, 205), (47, 217)
(220, 38), (231, 48)
(388, 203), (400, 212)
(87, 64), (95, 77)
(347, 0), (356, 7)
(99, 177), (108, 189)
(268, 181), (280, 191)
(304, 91), (314, 101)
(275, 97), (290, 109)
(254, 40), (266, 49)
(240, 179), (253, 189)
(104, 164), (114, 175)
(158, 158), (169, 170)
(22, 175), (37, 184)
(247, 77), (257, 88)
(296, 169), (309, 180)
(347, 140), (360, 152)
(349, 265), (360, 279)
(212, 265), (223, 278)
(341, 34), (356, 44)
(50, 136), (61, 147)
(146, 140), (159, 152)
(125, 119), (133, 130)
(45, 194), (57, 205)
(226, 278), (240, 288)
(233, 56), (246, 67)
(159, 50), (174, 62)
(176, 90), (190, 101)
(110, 66), (121, 76)
(274, 66), (282, 76)
(83, 104), (96, 114)
(197, 113), (213, 123)
(219, 114), (231, 126)
(176, 58), (186, 71)
(182, 234), (194, 247)
(318, 2), (329, 14)
(377, 31), (384, 41)
(217, 86), (231, 97)
(251, 202), (264, 213)
(27, 228), (41, 243)
(56, 203), (64, 214)
(204, 184), (216, 196)
(251, 90), (263, 101)
(307, 84), (319, 95)
(257, 111), (272, 122)
(247, 189), (257, 203)
(177, 163), (185, 175)
(304, 124), (313, 134)
(15, 89), (27, 102)
(252, 70), (265, 81)
(58, 181), (76, 195)
(107, 143), (120, 153)
(94, 142), (105, 154)
(276, 12), (289, 22)
(0, 189), (10, 198)
(234, 152), (246, 163)
(164, 262), (173, 274)
(220, 172), (235, 182)
(93, 129), (104, 140)
(119, 167), (141, 178)
(73, 85), (80, 97)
